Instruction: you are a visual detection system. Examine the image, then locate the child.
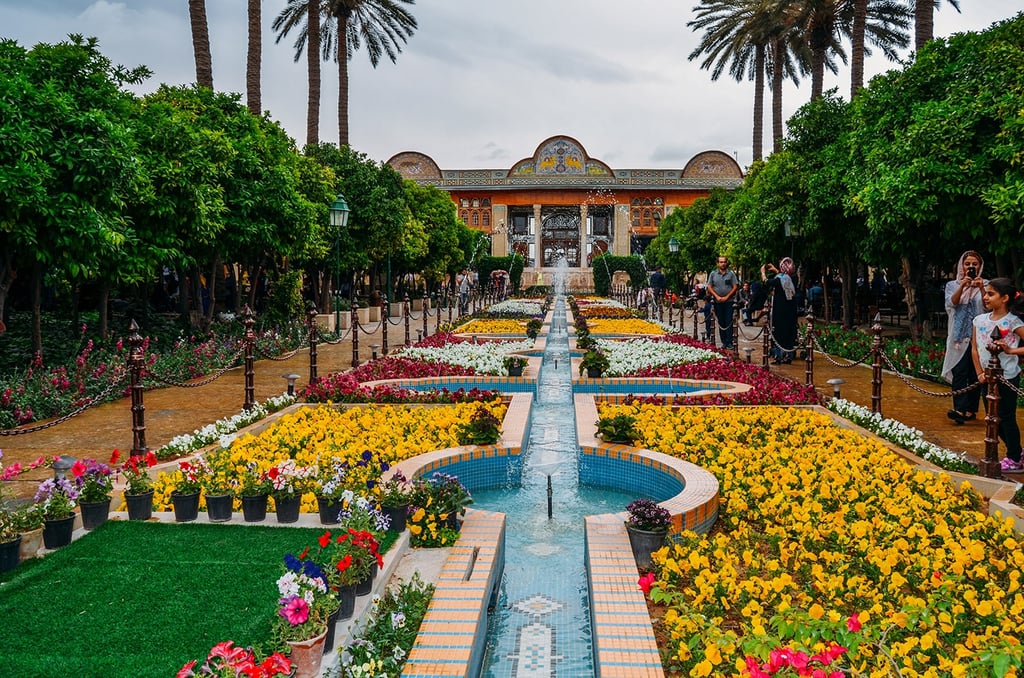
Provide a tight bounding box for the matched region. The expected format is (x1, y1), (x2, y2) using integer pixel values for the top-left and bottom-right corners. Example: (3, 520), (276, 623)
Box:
(971, 277), (1024, 472)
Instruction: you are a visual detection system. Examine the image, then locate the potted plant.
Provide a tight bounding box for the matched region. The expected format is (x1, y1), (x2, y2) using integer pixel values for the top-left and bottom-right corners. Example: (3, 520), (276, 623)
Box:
(239, 461), (273, 523)
(71, 456), (115, 531)
(503, 355), (528, 377)
(170, 460), (205, 522)
(455, 405), (502, 446)
(624, 498), (672, 570)
(116, 449), (158, 521)
(314, 458), (349, 525)
(525, 317), (543, 339)
(579, 349), (610, 378)
(596, 413), (640, 444)
(33, 477), (80, 549)
(271, 552), (339, 676)
(12, 502), (45, 563)
(268, 460), (316, 524)
(376, 469), (413, 533)
(199, 453), (237, 523)
(1, 451), (51, 569)
(178, 642), (291, 678)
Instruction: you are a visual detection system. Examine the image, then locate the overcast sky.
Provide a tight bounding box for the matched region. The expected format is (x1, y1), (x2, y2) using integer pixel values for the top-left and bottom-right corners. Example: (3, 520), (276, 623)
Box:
(2, 1), (1020, 172)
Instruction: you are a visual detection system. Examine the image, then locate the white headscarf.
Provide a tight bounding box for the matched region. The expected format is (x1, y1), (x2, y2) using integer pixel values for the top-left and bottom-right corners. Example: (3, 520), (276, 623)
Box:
(778, 257), (796, 301)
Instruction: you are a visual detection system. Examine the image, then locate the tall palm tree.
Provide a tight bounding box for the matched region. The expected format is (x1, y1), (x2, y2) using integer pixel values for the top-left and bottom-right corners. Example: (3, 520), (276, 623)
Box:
(793, 0), (909, 100)
(913, 0), (960, 50)
(274, 0), (417, 147)
(188, 0), (213, 88)
(850, 0), (912, 97)
(272, 0), (323, 146)
(247, 0), (262, 114)
(688, 0), (802, 162)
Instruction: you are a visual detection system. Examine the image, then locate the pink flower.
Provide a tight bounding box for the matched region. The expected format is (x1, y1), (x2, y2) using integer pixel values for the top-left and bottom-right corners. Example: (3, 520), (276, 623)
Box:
(278, 595), (310, 626)
(638, 572), (656, 595)
(846, 615), (861, 632)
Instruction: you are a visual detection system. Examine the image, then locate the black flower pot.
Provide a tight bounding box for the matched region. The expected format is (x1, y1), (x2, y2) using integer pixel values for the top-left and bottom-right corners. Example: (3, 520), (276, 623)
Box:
(507, 365), (524, 377)
(355, 561), (379, 596)
(0, 536), (21, 573)
(125, 490), (154, 521)
(337, 584), (357, 620)
(205, 494), (233, 522)
(382, 504), (408, 533)
(79, 499), (111, 531)
(241, 494), (268, 522)
(316, 496), (343, 525)
(274, 495), (302, 524)
(626, 525), (668, 571)
(171, 492), (200, 523)
(42, 516), (75, 549)
(586, 366), (603, 378)
(323, 604), (342, 653)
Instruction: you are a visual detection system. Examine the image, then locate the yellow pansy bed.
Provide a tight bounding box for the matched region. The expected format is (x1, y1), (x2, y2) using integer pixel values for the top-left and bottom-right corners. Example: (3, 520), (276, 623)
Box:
(597, 403), (1024, 677)
(454, 319), (528, 334)
(151, 401), (507, 512)
(574, 305), (638, 319)
(585, 318), (665, 335)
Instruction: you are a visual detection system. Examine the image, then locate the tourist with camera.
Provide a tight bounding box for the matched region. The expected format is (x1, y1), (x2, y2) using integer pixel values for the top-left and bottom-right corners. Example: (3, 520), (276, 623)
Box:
(942, 251), (987, 425)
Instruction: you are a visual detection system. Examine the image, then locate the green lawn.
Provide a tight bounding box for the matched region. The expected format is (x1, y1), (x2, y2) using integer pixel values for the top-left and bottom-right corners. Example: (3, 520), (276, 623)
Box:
(0, 521), (344, 677)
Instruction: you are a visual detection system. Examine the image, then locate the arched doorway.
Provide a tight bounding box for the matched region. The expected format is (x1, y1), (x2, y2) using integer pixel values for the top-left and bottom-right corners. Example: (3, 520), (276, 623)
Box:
(541, 208), (580, 267)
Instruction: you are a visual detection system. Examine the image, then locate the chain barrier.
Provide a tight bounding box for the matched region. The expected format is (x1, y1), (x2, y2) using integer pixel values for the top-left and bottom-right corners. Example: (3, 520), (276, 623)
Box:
(358, 319), (385, 335)
(320, 324), (355, 346)
(876, 350), (981, 398)
(260, 346), (303, 362)
(996, 373), (1024, 399)
(736, 323), (765, 341)
(810, 334), (872, 369)
(765, 322), (802, 354)
(0, 373), (130, 436)
(143, 358), (241, 389)
(386, 313), (404, 326)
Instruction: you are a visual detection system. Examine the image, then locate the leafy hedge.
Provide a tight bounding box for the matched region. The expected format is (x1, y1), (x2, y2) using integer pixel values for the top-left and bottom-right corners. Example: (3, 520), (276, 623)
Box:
(591, 254), (649, 295)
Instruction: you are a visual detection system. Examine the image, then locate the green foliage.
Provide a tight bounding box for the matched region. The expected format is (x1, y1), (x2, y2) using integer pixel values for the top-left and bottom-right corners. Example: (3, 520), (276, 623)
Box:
(525, 318), (543, 339)
(596, 413), (640, 443)
(579, 349), (610, 376)
(455, 405), (502, 446)
(262, 270), (305, 327)
(591, 254), (649, 295)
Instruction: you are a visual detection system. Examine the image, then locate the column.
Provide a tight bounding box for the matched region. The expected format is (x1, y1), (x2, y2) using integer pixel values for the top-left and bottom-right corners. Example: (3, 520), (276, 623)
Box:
(533, 204), (542, 268)
(579, 204), (588, 268)
(613, 203), (630, 256)
(492, 204), (508, 256)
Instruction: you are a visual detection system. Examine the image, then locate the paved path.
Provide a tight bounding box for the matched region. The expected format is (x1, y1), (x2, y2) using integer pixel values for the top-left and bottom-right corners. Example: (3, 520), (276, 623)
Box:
(1, 311), (999, 498)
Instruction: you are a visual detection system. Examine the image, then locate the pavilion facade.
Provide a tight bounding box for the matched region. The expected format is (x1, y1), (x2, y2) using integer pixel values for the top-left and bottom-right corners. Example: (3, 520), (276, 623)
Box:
(387, 135), (743, 288)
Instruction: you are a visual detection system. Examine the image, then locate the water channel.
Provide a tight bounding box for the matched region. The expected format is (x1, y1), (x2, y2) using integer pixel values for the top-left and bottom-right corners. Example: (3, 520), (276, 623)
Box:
(474, 292), (638, 677)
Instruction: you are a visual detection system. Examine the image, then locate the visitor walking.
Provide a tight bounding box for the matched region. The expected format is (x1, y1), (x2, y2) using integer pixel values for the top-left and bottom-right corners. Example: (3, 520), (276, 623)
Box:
(942, 250), (986, 425)
(762, 258), (798, 364)
(707, 256), (739, 349)
(970, 277), (1024, 473)
(457, 268), (470, 315)
(650, 266), (667, 304)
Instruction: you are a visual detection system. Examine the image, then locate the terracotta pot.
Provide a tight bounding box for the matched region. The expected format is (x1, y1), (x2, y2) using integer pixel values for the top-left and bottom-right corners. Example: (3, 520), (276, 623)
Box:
(286, 627), (328, 678)
(18, 528), (42, 561)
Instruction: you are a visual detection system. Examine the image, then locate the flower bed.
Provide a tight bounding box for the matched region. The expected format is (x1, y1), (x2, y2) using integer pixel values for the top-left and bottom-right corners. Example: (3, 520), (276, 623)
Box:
(453, 319), (529, 335)
(625, 358), (820, 406)
(396, 339), (534, 376)
(599, 404), (1024, 676)
(584, 318), (665, 335)
(484, 300), (545, 316)
(596, 337), (721, 376)
(150, 400), (507, 512)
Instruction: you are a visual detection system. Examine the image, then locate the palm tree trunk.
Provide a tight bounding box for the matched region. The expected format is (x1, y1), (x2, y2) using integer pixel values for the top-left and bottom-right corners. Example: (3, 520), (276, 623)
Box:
(914, 0), (934, 51)
(771, 39), (784, 154)
(337, 12), (350, 146)
(753, 45), (765, 162)
(811, 46), (825, 101)
(188, 0), (214, 88)
(306, 0), (321, 146)
(851, 0), (867, 97)
(246, 0), (262, 115)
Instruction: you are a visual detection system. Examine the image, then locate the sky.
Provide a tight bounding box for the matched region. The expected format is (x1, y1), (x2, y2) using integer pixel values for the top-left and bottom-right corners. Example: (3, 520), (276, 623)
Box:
(1, 1), (1020, 172)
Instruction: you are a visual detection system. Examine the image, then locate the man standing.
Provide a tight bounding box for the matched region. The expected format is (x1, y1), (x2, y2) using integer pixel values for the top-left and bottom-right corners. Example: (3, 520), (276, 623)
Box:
(650, 266), (667, 304)
(707, 255), (739, 348)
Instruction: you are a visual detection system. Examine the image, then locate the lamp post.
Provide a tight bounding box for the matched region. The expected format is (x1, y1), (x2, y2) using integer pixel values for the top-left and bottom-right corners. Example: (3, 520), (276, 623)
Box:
(330, 193), (351, 337)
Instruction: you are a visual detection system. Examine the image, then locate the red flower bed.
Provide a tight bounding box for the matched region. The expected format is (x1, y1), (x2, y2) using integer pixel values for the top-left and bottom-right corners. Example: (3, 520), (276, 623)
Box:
(628, 359), (820, 406)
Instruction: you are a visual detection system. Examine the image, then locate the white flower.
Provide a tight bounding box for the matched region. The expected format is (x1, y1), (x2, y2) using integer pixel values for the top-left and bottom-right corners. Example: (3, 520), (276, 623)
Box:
(595, 337), (719, 376)
(390, 611), (406, 628)
(396, 338), (535, 375)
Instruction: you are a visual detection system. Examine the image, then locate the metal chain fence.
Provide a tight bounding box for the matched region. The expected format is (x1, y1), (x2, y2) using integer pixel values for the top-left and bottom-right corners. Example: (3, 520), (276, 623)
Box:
(0, 373), (131, 436)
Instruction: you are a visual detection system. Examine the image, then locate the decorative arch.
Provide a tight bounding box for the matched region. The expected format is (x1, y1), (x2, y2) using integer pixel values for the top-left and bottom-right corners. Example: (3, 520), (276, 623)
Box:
(681, 151), (744, 179)
(508, 135), (613, 177)
(386, 151), (443, 181)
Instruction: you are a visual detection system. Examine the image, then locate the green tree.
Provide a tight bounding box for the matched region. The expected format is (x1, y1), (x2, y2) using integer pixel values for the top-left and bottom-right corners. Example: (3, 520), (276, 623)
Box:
(402, 181), (463, 286)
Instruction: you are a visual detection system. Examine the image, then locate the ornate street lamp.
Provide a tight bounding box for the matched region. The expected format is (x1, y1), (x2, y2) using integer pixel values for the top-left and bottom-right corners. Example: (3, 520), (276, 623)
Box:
(668, 237), (680, 254)
(330, 193), (351, 337)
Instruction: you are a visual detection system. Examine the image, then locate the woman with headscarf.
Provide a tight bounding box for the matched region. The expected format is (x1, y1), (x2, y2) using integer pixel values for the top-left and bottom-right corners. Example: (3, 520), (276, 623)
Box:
(762, 257), (799, 364)
(941, 250), (986, 424)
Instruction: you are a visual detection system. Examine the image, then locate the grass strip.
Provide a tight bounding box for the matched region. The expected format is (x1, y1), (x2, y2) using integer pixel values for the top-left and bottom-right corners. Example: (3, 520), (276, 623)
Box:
(0, 520), (336, 677)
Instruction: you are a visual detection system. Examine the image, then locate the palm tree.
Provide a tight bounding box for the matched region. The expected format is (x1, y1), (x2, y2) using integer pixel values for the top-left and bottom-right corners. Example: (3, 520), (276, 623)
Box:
(849, 0), (912, 97)
(688, 0), (802, 161)
(272, 0), (324, 146)
(792, 0), (909, 100)
(247, 0), (262, 115)
(188, 0), (213, 88)
(274, 0), (417, 147)
(913, 0), (960, 50)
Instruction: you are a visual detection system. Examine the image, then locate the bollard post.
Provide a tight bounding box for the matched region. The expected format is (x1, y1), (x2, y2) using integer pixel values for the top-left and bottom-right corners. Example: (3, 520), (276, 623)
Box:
(827, 378), (844, 400)
(448, 290), (453, 325)
(127, 320), (147, 458)
(692, 306), (699, 341)
(351, 308), (360, 368)
(422, 291), (429, 339)
(404, 293), (411, 346)
(732, 304), (740, 362)
(668, 298), (674, 326)
(306, 305), (319, 385)
(243, 306), (256, 411)
(804, 312), (815, 387)
(981, 326), (1004, 478)
(434, 292), (441, 335)
(870, 313), (883, 416)
(762, 299), (771, 369)
(381, 295), (389, 356)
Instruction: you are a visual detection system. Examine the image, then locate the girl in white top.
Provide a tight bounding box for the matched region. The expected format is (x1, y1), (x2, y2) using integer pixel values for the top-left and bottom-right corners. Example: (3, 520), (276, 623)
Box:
(971, 277), (1024, 472)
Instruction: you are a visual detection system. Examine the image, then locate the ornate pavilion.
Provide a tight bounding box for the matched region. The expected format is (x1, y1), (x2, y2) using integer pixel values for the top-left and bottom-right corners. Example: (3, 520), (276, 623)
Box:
(387, 135), (743, 288)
